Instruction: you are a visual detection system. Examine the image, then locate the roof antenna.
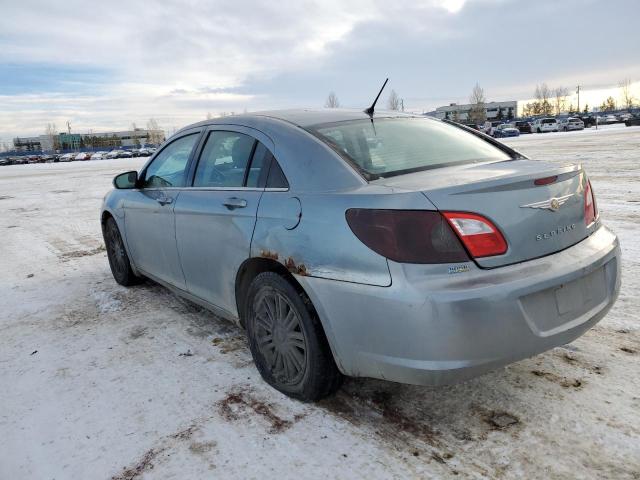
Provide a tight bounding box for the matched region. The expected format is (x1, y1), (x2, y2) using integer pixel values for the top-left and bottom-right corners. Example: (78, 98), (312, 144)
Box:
(364, 78), (388, 118)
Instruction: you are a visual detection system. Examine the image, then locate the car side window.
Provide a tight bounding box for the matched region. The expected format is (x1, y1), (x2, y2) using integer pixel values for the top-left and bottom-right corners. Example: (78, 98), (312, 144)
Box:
(193, 131), (256, 188)
(266, 155), (289, 189)
(245, 142), (289, 189)
(142, 133), (199, 188)
(246, 142), (269, 188)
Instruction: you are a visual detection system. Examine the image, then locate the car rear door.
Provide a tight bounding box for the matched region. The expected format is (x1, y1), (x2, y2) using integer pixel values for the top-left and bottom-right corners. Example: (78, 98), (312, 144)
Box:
(174, 126), (273, 317)
(123, 130), (201, 289)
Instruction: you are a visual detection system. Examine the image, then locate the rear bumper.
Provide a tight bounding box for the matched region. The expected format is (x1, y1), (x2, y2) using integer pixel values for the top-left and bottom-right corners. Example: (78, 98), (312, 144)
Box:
(298, 226), (621, 385)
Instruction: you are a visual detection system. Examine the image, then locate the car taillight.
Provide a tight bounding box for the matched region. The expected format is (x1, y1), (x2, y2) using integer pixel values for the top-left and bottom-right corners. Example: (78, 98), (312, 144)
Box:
(345, 209), (469, 263)
(442, 212), (508, 258)
(584, 180), (598, 226)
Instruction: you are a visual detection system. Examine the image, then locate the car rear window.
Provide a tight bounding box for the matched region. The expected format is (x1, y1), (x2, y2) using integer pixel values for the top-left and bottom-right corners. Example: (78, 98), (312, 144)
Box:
(542, 119), (556, 124)
(306, 118), (511, 180)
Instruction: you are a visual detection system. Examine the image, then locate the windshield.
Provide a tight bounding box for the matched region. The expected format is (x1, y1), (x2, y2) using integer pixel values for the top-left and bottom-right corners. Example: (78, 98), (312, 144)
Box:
(306, 118), (511, 179)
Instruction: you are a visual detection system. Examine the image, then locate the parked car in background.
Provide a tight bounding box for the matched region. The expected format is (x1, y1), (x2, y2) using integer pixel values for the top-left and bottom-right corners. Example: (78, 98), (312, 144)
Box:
(119, 150), (133, 158)
(106, 150), (122, 159)
(531, 118), (559, 133)
(40, 154), (55, 162)
(603, 114), (618, 124)
(101, 109), (620, 401)
(482, 120), (503, 136)
(138, 148), (152, 156)
(75, 152), (91, 161)
(91, 152), (105, 160)
(59, 153), (74, 162)
(493, 123), (520, 138)
(512, 120), (533, 134)
(625, 114), (640, 127)
(558, 117), (585, 132)
(577, 115), (596, 128)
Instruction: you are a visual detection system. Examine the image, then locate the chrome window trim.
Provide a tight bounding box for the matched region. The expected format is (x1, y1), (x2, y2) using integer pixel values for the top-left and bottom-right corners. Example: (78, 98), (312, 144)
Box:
(136, 187), (289, 192)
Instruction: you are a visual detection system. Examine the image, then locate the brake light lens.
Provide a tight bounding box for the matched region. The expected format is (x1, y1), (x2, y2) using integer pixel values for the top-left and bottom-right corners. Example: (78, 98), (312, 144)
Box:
(534, 175), (558, 186)
(442, 212), (508, 258)
(584, 180), (598, 226)
(345, 209), (469, 263)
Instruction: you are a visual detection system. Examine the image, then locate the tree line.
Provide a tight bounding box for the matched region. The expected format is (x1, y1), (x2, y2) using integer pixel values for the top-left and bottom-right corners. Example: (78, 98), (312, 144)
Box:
(323, 78), (637, 120)
(324, 90), (404, 111)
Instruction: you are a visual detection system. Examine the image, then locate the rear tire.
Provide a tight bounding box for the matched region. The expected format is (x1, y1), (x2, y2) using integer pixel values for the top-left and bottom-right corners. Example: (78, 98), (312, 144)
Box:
(245, 272), (343, 401)
(103, 217), (142, 286)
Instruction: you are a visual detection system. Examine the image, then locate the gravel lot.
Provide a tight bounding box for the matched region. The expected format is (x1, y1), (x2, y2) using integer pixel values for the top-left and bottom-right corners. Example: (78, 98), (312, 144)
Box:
(1, 124), (639, 479)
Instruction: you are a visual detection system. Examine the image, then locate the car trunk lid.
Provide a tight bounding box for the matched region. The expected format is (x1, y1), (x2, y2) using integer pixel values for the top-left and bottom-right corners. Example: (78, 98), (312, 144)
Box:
(375, 159), (592, 268)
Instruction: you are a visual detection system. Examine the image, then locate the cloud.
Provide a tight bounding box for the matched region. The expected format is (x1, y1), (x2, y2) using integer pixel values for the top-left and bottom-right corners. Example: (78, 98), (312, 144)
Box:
(1, 0), (639, 142)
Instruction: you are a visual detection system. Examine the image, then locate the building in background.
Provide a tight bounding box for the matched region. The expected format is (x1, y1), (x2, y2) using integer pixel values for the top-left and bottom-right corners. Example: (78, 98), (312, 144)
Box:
(12, 128), (165, 152)
(435, 100), (518, 122)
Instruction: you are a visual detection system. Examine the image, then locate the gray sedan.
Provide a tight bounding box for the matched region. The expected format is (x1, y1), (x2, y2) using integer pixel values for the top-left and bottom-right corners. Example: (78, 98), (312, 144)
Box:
(101, 109), (621, 401)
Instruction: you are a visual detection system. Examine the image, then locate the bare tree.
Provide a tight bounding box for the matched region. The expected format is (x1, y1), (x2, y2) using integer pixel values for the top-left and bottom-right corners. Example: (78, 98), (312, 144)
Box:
(146, 118), (164, 145)
(387, 90), (401, 110)
(44, 123), (59, 152)
(534, 83), (553, 115)
(468, 83), (486, 124)
(552, 86), (569, 115)
(619, 79), (636, 109)
(325, 92), (340, 108)
(600, 96), (616, 112)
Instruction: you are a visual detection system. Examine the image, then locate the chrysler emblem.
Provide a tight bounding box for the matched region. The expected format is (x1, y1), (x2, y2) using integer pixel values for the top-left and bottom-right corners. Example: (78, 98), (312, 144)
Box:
(521, 193), (573, 212)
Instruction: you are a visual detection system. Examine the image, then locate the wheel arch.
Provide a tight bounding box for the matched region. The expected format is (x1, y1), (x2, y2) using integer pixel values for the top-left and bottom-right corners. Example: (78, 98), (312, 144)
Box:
(235, 257), (302, 328)
(234, 256), (345, 375)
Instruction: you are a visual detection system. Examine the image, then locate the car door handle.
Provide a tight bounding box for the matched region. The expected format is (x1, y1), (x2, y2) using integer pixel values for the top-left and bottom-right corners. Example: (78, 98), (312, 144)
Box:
(223, 197), (247, 209)
(156, 196), (173, 206)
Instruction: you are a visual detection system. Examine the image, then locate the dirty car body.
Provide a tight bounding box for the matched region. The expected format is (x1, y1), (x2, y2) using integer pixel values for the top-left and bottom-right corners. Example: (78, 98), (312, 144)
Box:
(101, 109), (621, 391)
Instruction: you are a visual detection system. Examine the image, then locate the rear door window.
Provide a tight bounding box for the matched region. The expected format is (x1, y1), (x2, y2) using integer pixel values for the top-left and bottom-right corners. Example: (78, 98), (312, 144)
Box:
(193, 131), (256, 187)
(246, 143), (288, 189)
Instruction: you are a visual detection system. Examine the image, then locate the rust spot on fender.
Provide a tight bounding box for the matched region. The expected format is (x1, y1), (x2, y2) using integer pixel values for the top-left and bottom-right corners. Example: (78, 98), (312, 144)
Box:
(284, 257), (308, 276)
(260, 250), (279, 261)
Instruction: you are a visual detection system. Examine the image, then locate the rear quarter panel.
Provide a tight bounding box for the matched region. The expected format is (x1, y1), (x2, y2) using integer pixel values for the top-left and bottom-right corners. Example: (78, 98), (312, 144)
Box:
(251, 187), (438, 286)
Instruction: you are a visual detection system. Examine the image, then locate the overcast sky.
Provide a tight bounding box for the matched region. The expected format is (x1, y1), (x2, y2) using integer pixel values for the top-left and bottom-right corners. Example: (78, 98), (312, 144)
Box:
(1, 0), (639, 142)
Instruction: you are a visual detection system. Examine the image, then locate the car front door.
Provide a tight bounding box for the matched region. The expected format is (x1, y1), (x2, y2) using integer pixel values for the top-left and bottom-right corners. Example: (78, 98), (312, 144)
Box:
(123, 130), (201, 289)
(174, 127), (274, 317)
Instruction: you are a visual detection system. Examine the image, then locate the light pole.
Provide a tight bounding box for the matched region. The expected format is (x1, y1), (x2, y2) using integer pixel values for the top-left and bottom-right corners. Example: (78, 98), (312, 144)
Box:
(576, 85), (581, 113)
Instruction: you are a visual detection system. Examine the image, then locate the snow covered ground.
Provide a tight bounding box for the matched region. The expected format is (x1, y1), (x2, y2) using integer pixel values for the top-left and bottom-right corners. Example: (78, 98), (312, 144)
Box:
(1, 124), (639, 480)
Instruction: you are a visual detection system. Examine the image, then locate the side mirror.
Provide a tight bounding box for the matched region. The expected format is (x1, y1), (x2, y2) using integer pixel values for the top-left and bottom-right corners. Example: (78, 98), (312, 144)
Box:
(113, 171), (139, 189)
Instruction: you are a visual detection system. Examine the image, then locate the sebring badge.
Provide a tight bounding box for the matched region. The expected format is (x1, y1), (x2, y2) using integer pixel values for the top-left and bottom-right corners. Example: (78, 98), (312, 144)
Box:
(520, 193), (573, 212)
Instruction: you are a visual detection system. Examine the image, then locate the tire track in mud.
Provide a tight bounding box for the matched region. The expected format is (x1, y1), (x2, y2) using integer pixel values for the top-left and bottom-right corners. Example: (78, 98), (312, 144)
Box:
(110, 425), (199, 480)
(111, 386), (305, 479)
(216, 386), (307, 434)
(317, 381), (523, 477)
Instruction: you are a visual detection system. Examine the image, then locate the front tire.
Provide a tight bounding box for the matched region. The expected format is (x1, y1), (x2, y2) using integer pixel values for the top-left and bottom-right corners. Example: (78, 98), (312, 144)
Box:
(245, 272), (343, 401)
(103, 217), (141, 286)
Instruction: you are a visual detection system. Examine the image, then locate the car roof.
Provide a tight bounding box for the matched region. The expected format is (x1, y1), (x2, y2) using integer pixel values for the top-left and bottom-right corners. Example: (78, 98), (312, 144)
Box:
(180, 108), (417, 133)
